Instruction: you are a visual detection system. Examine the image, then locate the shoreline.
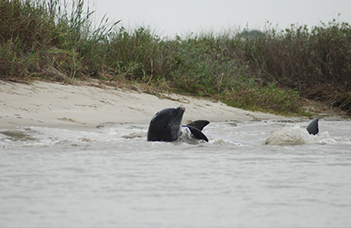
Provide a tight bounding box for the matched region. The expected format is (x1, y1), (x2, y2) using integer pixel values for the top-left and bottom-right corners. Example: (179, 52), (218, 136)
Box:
(1, 80), (292, 130)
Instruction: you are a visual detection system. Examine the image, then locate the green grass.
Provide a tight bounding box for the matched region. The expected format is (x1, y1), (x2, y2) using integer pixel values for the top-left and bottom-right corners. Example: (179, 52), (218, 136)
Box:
(1, 0), (350, 115)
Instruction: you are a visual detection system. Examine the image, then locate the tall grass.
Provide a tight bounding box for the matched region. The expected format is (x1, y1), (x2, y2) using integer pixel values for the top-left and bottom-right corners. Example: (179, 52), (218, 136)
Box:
(0, 0), (117, 81)
(1, 0), (350, 114)
(239, 21), (351, 112)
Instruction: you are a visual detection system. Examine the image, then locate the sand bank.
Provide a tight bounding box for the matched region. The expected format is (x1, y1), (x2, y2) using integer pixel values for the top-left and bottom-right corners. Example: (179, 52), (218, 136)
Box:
(0, 80), (286, 129)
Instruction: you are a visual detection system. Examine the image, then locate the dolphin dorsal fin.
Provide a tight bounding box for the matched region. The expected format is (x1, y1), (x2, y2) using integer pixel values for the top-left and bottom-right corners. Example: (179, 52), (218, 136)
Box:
(187, 126), (209, 142)
(184, 120), (210, 142)
(185, 120), (210, 131)
(306, 118), (319, 135)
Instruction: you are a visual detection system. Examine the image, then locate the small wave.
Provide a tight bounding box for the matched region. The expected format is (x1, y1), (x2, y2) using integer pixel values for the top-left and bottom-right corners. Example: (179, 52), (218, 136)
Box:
(0, 125), (147, 149)
(264, 126), (313, 145)
(209, 138), (250, 147)
(121, 132), (147, 139)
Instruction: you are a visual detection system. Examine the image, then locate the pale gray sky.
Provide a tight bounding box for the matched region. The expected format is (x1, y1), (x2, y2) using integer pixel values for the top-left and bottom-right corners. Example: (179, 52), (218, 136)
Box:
(87, 0), (351, 37)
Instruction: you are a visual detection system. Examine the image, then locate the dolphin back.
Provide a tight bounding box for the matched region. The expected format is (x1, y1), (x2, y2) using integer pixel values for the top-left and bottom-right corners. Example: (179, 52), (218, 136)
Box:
(185, 120), (210, 142)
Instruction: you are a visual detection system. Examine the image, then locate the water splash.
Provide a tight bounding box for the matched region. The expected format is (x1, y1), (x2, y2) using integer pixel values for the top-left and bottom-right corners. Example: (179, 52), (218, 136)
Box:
(1, 121), (350, 149)
(264, 126), (317, 145)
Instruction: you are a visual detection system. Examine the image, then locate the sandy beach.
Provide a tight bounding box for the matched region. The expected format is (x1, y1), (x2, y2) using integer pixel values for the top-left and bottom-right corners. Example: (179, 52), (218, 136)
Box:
(0, 80), (286, 129)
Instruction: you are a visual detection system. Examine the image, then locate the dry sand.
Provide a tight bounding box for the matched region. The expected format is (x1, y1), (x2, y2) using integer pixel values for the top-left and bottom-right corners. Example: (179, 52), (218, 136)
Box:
(0, 80), (286, 129)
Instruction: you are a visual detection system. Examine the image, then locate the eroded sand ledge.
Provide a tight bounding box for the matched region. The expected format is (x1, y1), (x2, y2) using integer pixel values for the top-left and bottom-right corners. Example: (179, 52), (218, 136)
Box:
(0, 80), (286, 129)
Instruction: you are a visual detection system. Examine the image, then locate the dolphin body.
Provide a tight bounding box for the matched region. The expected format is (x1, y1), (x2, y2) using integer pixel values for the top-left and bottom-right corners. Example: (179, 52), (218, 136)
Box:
(147, 106), (210, 142)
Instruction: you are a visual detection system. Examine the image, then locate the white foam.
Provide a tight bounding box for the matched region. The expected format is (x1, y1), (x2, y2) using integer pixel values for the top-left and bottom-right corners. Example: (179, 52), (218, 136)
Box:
(264, 126), (313, 145)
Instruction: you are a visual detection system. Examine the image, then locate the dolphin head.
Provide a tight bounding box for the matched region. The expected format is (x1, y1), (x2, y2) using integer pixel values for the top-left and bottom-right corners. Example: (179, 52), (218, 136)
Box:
(147, 106), (185, 142)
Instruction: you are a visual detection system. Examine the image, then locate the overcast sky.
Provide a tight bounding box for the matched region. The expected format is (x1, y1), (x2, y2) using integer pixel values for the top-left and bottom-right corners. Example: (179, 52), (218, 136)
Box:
(87, 0), (351, 37)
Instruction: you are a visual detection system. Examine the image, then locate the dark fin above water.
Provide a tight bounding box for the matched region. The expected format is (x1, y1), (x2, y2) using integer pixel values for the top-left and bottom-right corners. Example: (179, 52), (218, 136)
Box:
(184, 120), (210, 142)
(187, 126), (209, 142)
(306, 118), (319, 135)
(185, 120), (210, 131)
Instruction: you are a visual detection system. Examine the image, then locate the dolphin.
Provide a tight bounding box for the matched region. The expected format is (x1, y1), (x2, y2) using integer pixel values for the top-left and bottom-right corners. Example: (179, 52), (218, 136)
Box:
(306, 118), (319, 135)
(147, 106), (210, 142)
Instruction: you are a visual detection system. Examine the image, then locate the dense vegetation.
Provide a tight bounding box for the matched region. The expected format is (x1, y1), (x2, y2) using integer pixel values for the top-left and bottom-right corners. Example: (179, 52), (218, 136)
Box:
(1, 0), (350, 115)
